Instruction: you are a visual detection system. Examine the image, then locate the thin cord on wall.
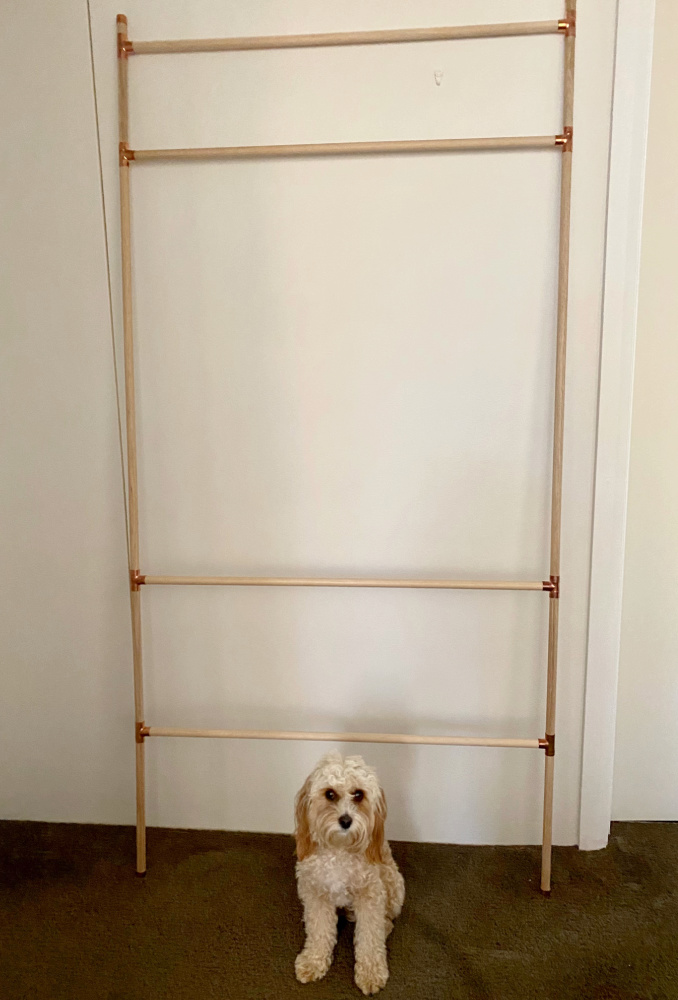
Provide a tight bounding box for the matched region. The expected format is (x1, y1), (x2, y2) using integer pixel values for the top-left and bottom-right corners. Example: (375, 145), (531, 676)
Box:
(85, 0), (131, 568)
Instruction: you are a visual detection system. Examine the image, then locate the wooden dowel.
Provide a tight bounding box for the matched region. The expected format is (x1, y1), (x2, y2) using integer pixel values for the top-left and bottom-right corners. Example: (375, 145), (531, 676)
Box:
(541, 753), (555, 890)
(142, 575), (548, 591)
(550, 102), (574, 575)
(130, 21), (563, 55)
(118, 13), (145, 876)
(118, 20), (137, 572)
(130, 604), (145, 872)
(119, 167), (138, 567)
(542, 1), (576, 896)
(132, 135), (558, 163)
(562, 12), (576, 131)
(146, 727), (542, 748)
(545, 598), (560, 736)
(117, 15), (129, 145)
(542, 564), (560, 893)
(135, 739), (145, 873)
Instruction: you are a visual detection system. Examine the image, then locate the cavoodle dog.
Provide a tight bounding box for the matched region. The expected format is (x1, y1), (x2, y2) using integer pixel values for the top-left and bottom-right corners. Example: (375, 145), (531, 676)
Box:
(294, 751), (405, 995)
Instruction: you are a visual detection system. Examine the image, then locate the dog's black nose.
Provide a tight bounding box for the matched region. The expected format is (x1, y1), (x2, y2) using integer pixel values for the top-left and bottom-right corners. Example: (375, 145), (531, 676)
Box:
(339, 814), (352, 830)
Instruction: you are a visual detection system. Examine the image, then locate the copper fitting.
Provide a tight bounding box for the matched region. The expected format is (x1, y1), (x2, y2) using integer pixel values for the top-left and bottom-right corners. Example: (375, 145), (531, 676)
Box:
(542, 576), (560, 598)
(117, 15), (133, 57)
(540, 733), (555, 757)
(119, 143), (135, 166)
(555, 127), (573, 152)
(558, 10), (576, 36)
(136, 721), (149, 743)
(130, 569), (146, 591)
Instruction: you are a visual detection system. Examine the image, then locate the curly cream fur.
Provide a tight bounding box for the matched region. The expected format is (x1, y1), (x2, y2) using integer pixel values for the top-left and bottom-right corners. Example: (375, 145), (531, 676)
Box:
(294, 752), (405, 995)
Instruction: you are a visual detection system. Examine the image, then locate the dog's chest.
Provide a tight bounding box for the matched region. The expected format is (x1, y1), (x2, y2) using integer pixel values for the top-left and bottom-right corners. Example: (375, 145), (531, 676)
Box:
(322, 857), (357, 908)
(301, 851), (373, 907)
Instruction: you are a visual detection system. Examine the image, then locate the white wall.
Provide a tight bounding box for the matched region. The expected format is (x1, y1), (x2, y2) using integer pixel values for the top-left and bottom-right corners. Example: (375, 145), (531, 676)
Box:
(0, 1), (133, 821)
(1, 1), (617, 844)
(612, 0), (678, 821)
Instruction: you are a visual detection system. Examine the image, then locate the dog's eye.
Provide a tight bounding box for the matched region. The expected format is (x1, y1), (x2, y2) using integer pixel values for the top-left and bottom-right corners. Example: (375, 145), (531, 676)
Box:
(325, 789), (337, 801)
(352, 789), (364, 802)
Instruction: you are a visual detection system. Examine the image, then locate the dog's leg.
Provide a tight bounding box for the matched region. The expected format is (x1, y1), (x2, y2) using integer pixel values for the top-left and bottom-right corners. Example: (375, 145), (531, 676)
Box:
(295, 895), (337, 984)
(382, 855), (405, 921)
(353, 886), (389, 996)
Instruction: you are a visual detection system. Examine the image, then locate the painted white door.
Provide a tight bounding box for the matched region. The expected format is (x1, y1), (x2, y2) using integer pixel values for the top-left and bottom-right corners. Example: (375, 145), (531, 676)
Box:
(612, 0), (678, 823)
(1, 0), (619, 844)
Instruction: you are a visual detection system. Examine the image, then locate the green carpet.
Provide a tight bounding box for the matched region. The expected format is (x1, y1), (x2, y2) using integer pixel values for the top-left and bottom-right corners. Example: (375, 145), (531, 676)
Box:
(1, 821), (676, 999)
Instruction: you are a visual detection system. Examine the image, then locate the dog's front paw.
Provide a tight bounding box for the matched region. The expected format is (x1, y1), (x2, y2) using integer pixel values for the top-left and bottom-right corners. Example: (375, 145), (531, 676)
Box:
(355, 957), (389, 995)
(295, 950), (331, 984)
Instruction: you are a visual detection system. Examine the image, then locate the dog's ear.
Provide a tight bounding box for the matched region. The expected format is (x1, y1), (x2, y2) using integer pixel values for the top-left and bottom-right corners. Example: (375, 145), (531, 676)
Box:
(366, 786), (387, 864)
(294, 776), (314, 861)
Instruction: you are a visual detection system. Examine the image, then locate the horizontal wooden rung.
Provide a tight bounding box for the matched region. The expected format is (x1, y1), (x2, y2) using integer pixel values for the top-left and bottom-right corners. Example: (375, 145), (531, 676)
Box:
(129, 136), (560, 162)
(140, 575), (553, 592)
(128, 21), (564, 55)
(144, 726), (544, 749)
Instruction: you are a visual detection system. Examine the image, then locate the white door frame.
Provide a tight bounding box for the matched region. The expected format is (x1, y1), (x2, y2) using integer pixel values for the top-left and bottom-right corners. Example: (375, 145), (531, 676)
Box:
(578, 0), (655, 850)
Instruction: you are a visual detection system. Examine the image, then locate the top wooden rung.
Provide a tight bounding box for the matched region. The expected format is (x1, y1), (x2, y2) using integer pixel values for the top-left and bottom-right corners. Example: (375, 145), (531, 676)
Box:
(117, 19), (570, 57)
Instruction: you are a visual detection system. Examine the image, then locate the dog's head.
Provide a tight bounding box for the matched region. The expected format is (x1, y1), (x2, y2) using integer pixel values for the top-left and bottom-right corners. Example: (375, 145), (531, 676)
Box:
(294, 751), (387, 863)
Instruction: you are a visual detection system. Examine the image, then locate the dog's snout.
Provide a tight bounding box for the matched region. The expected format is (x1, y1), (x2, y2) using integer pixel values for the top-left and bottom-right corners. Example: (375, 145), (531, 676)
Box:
(338, 814), (353, 830)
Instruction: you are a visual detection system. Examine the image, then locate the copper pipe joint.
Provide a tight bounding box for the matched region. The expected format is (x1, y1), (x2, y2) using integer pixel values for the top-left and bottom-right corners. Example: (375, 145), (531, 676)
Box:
(136, 722), (149, 743)
(539, 734), (555, 757)
(557, 11), (576, 36)
(130, 569), (146, 591)
(555, 127), (573, 152)
(119, 143), (135, 165)
(117, 15), (133, 57)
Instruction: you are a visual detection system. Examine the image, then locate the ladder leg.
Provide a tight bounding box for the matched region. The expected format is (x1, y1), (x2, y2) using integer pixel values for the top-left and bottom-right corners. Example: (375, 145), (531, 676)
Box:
(132, 589), (146, 875)
(542, 3), (575, 893)
(541, 596), (558, 893)
(541, 755), (555, 893)
(136, 741), (146, 874)
(119, 14), (146, 875)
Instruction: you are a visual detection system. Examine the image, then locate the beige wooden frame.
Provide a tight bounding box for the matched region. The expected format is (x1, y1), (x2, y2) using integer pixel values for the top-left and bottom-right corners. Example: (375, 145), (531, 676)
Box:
(117, 7), (576, 892)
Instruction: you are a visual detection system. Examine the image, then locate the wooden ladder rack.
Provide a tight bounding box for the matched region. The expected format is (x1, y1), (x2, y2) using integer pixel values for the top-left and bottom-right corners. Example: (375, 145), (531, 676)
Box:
(116, 6), (576, 893)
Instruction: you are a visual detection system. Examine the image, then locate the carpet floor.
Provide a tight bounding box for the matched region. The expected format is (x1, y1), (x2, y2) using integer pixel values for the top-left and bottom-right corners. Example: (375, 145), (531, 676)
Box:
(1, 820), (676, 1000)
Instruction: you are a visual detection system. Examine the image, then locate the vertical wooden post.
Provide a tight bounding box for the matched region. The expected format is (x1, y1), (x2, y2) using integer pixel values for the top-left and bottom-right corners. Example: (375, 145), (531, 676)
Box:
(541, 3), (576, 895)
(118, 13), (146, 875)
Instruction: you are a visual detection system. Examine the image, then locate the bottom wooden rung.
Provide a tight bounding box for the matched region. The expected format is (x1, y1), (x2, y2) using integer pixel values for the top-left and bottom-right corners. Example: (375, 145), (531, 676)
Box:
(143, 726), (543, 749)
